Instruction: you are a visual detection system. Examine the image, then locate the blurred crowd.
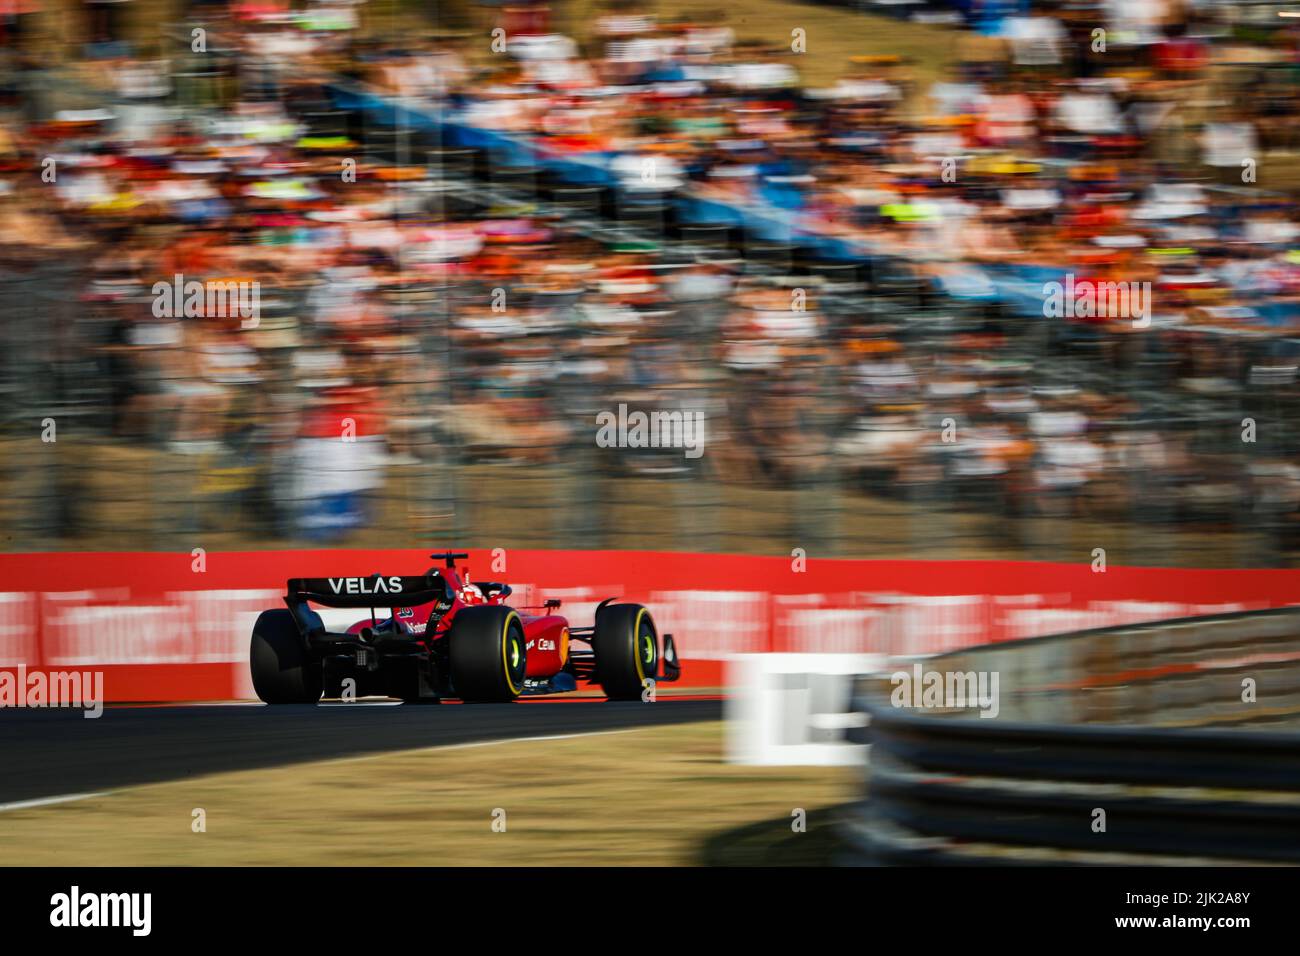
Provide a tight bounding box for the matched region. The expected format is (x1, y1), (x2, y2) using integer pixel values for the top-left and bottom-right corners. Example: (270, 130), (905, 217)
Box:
(1, 0), (1300, 551)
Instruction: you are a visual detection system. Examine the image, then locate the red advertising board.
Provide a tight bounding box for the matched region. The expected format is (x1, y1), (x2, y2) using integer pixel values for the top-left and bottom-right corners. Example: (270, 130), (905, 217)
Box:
(0, 549), (1296, 700)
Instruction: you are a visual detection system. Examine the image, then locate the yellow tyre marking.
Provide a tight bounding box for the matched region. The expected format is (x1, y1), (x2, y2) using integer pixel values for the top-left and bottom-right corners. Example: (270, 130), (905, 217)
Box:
(632, 608), (653, 683)
(502, 611), (522, 695)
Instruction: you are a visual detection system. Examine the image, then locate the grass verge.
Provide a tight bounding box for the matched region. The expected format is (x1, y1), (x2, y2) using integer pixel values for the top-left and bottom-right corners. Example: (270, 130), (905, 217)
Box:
(0, 720), (852, 865)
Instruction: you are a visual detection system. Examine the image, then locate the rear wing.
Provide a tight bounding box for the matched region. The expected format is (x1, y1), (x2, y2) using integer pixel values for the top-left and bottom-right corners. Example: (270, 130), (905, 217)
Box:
(286, 574), (452, 609)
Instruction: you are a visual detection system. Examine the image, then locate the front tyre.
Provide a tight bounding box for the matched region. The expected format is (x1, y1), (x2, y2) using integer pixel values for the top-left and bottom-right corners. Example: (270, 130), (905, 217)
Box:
(448, 605), (527, 702)
(250, 609), (323, 704)
(593, 604), (657, 701)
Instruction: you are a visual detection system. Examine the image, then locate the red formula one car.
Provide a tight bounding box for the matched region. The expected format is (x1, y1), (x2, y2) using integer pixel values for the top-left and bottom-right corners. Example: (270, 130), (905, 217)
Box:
(249, 553), (680, 704)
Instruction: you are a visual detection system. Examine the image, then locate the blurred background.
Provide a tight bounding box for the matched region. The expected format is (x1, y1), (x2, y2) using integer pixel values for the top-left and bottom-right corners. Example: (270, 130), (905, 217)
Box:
(2, 0), (1300, 567)
(3, 0), (1300, 871)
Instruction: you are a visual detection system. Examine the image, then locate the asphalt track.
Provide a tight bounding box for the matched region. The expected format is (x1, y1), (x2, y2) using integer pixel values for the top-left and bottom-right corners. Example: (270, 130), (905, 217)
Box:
(0, 697), (722, 806)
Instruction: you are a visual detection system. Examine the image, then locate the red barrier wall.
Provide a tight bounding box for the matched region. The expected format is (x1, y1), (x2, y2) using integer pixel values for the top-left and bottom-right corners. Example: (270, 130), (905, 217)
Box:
(1, 549), (1297, 701)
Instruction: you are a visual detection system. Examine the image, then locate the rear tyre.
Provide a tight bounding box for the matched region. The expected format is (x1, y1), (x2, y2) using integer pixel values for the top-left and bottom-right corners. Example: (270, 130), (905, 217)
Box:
(251, 609), (323, 704)
(593, 604), (657, 701)
(448, 606), (526, 702)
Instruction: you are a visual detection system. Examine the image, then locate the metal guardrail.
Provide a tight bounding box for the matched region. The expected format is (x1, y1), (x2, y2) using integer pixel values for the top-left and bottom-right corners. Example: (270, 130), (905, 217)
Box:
(842, 606), (1300, 865)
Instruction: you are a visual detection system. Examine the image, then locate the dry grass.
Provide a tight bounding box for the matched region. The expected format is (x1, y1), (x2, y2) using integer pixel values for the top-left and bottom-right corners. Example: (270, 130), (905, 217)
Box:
(0, 721), (852, 865)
